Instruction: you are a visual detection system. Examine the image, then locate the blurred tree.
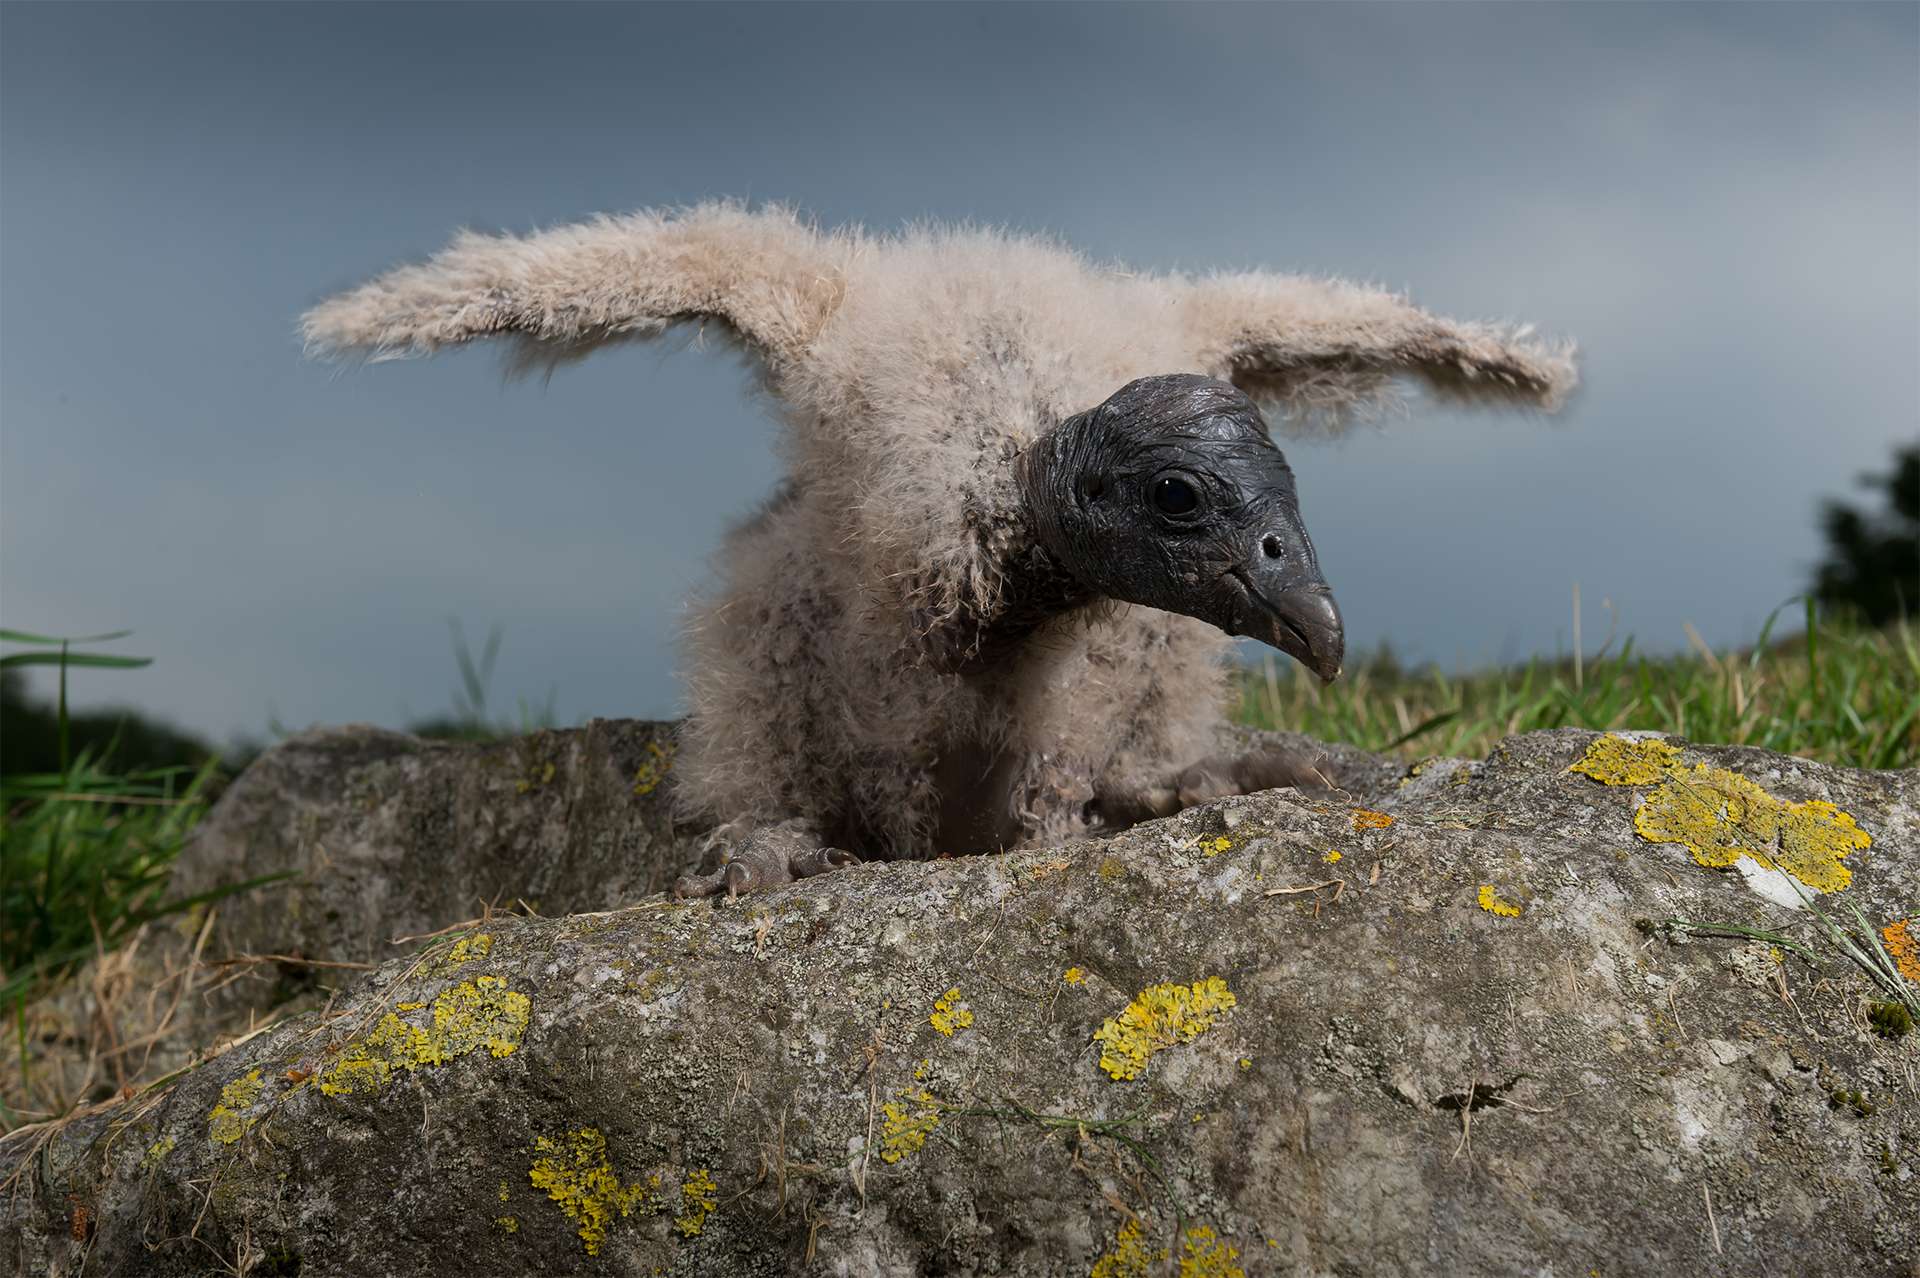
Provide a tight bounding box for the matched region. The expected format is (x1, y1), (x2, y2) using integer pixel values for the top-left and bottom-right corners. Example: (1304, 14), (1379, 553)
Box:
(0, 668), (228, 776)
(1814, 444), (1918, 627)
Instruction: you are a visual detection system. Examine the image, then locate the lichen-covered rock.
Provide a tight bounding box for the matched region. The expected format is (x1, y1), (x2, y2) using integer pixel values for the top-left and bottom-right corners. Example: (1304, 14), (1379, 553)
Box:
(169, 719), (692, 970)
(170, 718), (1395, 979)
(5, 729), (1916, 1276)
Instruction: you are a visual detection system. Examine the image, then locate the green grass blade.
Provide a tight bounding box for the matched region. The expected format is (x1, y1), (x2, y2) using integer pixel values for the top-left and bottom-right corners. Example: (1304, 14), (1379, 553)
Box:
(0, 629), (134, 646)
(127, 870), (299, 929)
(1381, 709), (1459, 752)
(1804, 596), (1820, 701)
(0, 652), (153, 670)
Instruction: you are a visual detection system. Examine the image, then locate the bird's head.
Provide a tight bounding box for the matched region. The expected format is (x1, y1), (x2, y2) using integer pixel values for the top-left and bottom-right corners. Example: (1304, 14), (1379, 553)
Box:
(1020, 374), (1345, 682)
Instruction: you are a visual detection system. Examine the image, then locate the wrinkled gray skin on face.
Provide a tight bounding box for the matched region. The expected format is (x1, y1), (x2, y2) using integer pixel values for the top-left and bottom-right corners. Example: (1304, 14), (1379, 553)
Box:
(1021, 374), (1346, 681)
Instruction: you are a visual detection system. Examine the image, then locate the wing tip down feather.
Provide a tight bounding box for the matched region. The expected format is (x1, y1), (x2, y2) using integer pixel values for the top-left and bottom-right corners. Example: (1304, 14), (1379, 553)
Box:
(298, 284), (435, 364)
(1432, 324), (1580, 412)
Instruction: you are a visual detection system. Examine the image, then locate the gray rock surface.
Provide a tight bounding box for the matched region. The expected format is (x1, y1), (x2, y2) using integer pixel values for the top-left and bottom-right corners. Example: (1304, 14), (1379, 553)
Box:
(170, 719), (1397, 976)
(5, 727), (1916, 1276)
(170, 719), (692, 969)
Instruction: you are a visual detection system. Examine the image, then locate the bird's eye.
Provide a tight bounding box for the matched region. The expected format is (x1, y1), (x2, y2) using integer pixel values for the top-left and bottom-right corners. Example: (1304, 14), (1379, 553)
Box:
(1151, 476), (1199, 517)
(1082, 475), (1106, 502)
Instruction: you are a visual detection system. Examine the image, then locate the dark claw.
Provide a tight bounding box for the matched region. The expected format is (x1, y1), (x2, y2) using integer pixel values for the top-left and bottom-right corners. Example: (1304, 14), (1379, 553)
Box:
(791, 846), (860, 879)
(673, 867), (730, 900)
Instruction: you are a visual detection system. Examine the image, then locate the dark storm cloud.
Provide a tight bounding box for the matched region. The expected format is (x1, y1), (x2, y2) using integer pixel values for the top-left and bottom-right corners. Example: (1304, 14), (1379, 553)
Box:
(2, 2), (1913, 740)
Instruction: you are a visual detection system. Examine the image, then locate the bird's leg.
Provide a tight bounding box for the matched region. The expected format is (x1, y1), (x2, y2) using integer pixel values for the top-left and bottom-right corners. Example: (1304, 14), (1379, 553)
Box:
(673, 818), (860, 901)
(1003, 751), (1099, 850)
(1088, 744), (1338, 834)
(697, 817), (753, 861)
(1170, 745), (1339, 808)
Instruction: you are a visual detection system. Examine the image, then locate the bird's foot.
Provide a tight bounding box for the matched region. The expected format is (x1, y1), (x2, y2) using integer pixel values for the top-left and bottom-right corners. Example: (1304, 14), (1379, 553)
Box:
(1088, 745), (1339, 832)
(1169, 745), (1339, 809)
(673, 818), (861, 901)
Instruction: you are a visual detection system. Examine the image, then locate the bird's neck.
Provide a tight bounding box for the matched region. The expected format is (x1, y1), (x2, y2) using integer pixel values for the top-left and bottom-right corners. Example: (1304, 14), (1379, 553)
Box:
(916, 443), (1097, 674)
(975, 533), (1098, 663)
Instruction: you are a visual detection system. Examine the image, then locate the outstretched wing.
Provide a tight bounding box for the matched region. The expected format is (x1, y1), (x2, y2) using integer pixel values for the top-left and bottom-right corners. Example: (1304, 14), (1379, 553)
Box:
(301, 201), (848, 375)
(1181, 272), (1577, 431)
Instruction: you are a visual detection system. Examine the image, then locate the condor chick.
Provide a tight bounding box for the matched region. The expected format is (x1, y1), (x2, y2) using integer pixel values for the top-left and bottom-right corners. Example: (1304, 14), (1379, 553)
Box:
(304, 202), (1575, 897)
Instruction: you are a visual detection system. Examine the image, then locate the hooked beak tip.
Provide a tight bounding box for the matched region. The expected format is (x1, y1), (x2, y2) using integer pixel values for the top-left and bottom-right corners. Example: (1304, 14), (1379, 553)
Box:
(1235, 577), (1345, 682)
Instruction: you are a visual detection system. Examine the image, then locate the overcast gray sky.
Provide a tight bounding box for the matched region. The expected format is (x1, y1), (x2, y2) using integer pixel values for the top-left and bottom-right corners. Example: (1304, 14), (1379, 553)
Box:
(2, 2), (1914, 745)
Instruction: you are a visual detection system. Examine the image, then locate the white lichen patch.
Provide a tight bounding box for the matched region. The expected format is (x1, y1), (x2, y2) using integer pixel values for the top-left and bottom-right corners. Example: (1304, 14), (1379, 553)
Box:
(1728, 942), (1785, 989)
(1733, 858), (1812, 910)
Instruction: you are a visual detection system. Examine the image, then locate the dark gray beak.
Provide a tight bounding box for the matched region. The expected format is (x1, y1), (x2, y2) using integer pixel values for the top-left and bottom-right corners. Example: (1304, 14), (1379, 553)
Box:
(1233, 575), (1345, 682)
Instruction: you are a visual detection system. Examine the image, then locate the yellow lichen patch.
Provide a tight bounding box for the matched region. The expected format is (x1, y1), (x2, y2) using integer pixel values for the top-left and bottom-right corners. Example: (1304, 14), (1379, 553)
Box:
(675, 1168), (718, 1237)
(447, 932), (493, 963)
(1768, 797), (1871, 891)
(207, 1069), (266, 1144)
(1179, 1225), (1245, 1278)
(1882, 919), (1920, 982)
(1350, 808), (1394, 831)
(1633, 764), (1869, 892)
(1324, 850), (1342, 864)
(880, 1087), (941, 1163)
(318, 976), (530, 1096)
(1477, 885), (1522, 918)
(1092, 976), (1237, 1082)
(1200, 836), (1233, 857)
(516, 760), (557, 794)
(1633, 766), (1779, 869)
(1063, 967), (1086, 987)
(632, 740), (674, 797)
(433, 975), (531, 1057)
(495, 1216), (518, 1233)
(317, 1013), (432, 1095)
(141, 1137), (176, 1171)
(1090, 1218), (1165, 1278)
(929, 987), (974, 1037)
(528, 1128), (647, 1256)
(1570, 735), (1870, 894)
(1568, 734), (1683, 785)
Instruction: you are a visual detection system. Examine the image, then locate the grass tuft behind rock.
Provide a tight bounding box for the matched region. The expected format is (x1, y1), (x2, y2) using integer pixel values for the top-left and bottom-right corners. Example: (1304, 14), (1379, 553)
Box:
(1235, 604), (1918, 771)
(0, 632), (286, 1021)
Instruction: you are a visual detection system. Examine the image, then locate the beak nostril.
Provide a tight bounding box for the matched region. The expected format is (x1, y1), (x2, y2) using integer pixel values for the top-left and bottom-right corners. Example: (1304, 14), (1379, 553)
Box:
(1261, 534), (1284, 560)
